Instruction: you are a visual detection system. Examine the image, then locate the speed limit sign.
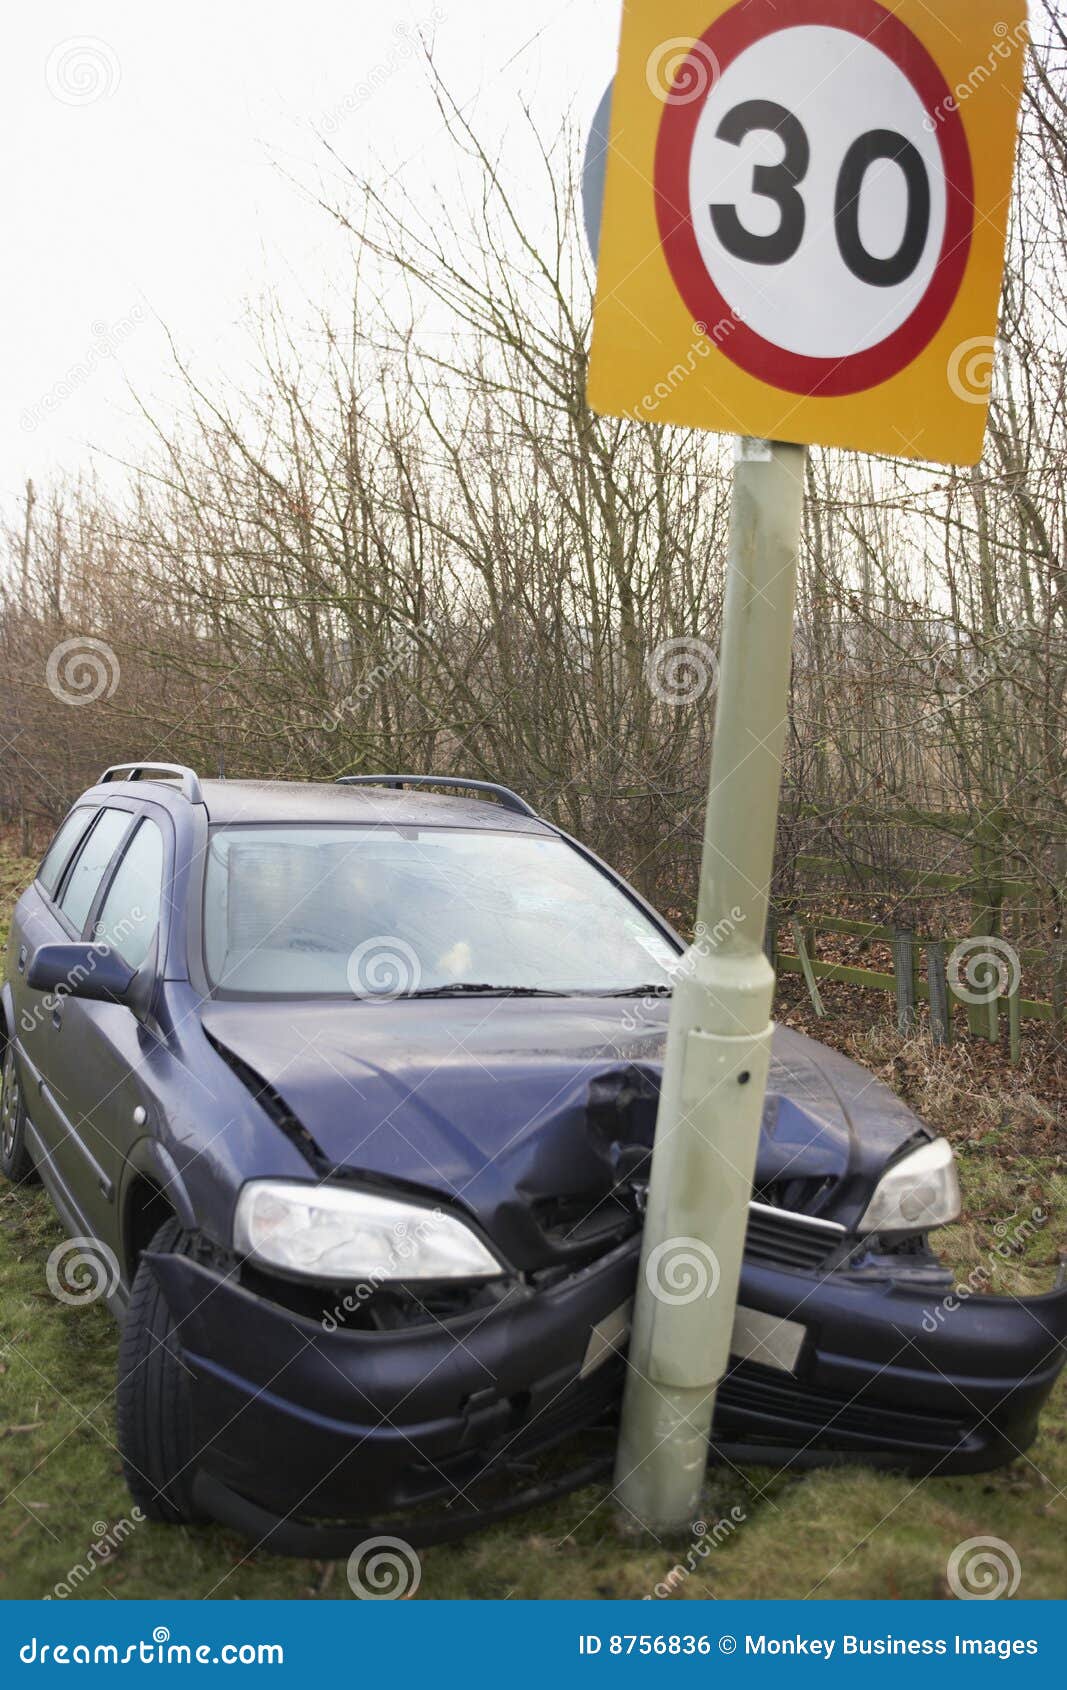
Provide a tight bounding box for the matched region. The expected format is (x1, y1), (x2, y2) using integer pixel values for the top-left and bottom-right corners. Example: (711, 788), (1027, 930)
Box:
(587, 0), (1027, 464)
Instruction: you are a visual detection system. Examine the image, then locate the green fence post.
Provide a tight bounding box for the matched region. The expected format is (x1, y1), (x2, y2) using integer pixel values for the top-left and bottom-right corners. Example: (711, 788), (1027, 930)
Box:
(1008, 982), (1022, 1065)
(790, 917), (825, 1017)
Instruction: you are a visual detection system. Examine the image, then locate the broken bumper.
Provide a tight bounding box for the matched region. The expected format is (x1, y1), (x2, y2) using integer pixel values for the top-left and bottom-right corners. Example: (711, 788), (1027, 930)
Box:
(148, 1243), (1067, 1550)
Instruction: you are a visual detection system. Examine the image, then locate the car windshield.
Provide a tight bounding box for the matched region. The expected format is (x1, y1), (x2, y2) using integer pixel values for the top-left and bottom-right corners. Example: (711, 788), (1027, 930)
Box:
(203, 824), (679, 998)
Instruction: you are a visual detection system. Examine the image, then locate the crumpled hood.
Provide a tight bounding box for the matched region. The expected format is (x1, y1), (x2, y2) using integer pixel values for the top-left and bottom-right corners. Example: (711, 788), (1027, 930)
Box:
(199, 997), (928, 1265)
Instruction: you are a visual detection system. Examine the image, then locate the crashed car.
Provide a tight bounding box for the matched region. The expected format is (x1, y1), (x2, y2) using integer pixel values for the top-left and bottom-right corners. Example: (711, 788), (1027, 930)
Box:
(2, 763), (1065, 1552)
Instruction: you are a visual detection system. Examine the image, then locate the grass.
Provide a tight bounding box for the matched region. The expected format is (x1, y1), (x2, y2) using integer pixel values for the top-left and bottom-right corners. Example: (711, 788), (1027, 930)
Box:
(1, 843), (1064, 1600)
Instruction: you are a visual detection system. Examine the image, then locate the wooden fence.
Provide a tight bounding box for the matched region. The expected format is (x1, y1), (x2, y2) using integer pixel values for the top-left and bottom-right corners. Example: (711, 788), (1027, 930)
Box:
(766, 841), (1064, 1062)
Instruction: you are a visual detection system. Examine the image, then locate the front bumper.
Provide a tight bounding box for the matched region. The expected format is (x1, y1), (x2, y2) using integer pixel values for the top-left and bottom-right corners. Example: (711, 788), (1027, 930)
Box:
(149, 1241), (1067, 1550)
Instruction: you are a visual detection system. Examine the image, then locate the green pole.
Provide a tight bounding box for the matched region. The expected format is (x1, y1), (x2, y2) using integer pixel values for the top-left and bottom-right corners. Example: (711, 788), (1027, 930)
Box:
(615, 437), (806, 1532)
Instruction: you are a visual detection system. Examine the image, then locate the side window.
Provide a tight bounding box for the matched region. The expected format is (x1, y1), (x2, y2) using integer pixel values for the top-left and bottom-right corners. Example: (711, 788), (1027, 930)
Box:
(94, 820), (165, 971)
(37, 809), (95, 898)
(57, 809), (133, 935)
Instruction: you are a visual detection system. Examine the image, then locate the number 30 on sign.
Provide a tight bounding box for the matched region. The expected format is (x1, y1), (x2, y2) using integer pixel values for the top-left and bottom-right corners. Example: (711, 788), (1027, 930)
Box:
(587, 0), (1027, 465)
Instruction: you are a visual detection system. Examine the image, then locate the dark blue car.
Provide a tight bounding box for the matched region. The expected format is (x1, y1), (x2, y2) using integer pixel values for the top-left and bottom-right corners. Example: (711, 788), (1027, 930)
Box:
(2, 763), (1065, 1552)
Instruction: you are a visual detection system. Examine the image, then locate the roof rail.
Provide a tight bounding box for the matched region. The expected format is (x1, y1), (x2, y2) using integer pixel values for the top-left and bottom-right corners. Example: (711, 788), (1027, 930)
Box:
(100, 762), (205, 805)
(335, 774), (539, 819)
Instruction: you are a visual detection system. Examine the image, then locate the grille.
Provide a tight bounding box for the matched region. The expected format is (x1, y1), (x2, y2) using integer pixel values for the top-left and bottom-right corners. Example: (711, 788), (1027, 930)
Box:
(743, 1201), (845, 1273)
(716, 1362), (967, 1454)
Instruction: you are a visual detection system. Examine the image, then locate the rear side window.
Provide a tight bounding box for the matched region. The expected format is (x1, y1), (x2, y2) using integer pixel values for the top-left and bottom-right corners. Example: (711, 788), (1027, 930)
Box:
(95, 820), (165, 970)
(57, 809), (133, 934)
(37, 809), (95, 898)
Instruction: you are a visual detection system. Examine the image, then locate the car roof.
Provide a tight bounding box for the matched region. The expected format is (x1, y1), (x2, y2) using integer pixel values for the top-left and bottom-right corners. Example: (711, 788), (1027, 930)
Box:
(86, 777), (556, 834)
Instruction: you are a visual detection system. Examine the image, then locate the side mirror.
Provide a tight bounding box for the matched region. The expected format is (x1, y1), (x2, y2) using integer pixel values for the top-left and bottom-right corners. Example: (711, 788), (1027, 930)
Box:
(26, 943), (137, 1006)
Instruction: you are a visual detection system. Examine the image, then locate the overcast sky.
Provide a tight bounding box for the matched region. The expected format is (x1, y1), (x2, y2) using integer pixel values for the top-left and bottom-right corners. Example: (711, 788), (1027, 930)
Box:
(1, 1), (618, 515)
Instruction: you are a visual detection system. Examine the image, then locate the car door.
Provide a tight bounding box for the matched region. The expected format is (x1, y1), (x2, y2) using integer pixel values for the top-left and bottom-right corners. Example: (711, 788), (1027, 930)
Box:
(6, 805), (98, 1111)
(28, 805), (136, 1235)
(43, 812), (169, 1249)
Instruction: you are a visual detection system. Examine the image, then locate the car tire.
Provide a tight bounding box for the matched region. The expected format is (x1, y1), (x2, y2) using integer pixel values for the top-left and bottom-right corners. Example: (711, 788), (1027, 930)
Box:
(0, 1042), (40, 1185)
(117, 1217), (207, 1524)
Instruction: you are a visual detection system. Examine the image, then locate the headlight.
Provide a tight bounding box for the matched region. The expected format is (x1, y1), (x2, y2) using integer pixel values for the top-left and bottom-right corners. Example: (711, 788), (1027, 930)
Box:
(233, 1180), (505, 1282)
(857, 1137), (961, 1235)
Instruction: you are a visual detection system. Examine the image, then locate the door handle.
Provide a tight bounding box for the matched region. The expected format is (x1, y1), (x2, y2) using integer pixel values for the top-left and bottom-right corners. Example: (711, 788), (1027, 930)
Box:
(17, 945), (26, 974)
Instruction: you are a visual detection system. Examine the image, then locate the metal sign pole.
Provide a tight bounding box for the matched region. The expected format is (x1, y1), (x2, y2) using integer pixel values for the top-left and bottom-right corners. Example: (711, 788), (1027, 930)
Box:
(615, 435), (806, 1532)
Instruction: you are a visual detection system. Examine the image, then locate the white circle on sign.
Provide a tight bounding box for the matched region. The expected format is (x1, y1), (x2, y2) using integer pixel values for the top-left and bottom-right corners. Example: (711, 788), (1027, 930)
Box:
(688, 26), (947, 360)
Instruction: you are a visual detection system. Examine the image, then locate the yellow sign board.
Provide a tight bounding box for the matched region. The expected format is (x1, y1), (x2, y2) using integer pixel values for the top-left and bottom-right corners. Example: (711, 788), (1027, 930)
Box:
(587, 0), (1027, 465)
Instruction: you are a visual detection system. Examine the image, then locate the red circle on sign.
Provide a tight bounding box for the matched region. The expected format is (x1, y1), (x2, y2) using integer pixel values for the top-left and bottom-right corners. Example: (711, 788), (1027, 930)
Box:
(653, 0), (975, 397)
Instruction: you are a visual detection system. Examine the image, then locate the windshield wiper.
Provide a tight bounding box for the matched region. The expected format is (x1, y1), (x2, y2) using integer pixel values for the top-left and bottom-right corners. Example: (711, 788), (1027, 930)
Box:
(585, 984), (673, 997)
(402, 983), (577, 999)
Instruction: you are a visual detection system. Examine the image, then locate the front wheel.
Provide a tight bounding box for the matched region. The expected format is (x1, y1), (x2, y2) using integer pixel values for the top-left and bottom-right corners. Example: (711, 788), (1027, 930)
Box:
(116, 1217), (207, 1523)
(0, 1042), (40, 1185)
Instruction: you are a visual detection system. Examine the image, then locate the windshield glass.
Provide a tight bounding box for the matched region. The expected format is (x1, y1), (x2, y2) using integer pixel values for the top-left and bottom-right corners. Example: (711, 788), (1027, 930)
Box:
(203, 824), (679, 998)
